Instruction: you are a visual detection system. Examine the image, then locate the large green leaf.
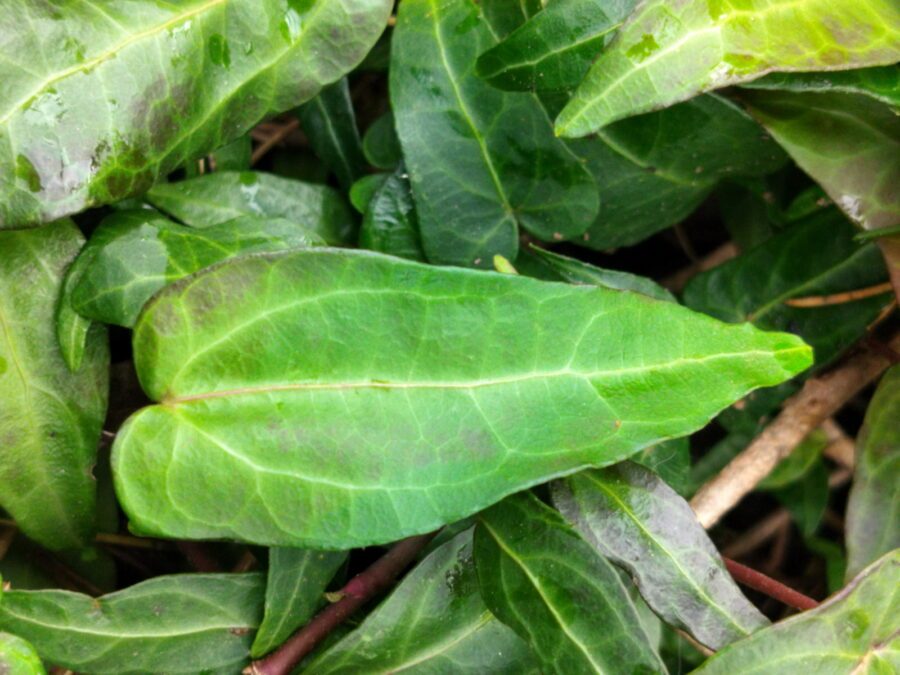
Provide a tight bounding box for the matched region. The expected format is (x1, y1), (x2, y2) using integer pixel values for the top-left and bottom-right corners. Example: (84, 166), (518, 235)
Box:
(552, 463), (768, 650)
(111, 248), (810, 548)
(743, 65), (900, 108)
(694, 550), (900, 674)
(358, 165), (425, 261)
(146, 171), (355, 244)
(556, 0), (900, 136)
(390, 0), (599, 268)
(684, 209), (891, 366)
(475, 492), (666, 673)
(480, 0), (544, 39)
(0, 633), (45, 675)
(0, 0), (391, 228)
(0, 574), (264, 674)
(846, 365), (900, 580)
(0, 221), (109, 550)
(251, 548), (347, 658)
(744, 90), (900, 232)
(306, 529), (539, 673)
(567, 94), (787, 249)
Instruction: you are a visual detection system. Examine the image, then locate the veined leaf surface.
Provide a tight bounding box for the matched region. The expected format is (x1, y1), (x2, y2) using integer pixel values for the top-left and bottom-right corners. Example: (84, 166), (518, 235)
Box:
(0, 0), (391, 228)
(358, 165), (425, 261)
(0, 633), (45, 675)
(556, 0), (900, 136)
(0, 221), (109, 550)
(743, 65), (900, 108)
(112, 248), (810, 548)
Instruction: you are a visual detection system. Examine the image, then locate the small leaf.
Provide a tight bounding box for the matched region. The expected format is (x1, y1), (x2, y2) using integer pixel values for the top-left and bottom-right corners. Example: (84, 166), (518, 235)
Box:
(846, 365), (900, 580)
(0, 221), (109, 550)
(0, 574), (264, 673)
(556, 0), (900, 136)
(0, 0), (392, 227)
(358, 165), (425, 260)
(772, 459), (829, 537)
(361, 113), (402, 170)
(758, 430), (827, 490)
(0, 632), (45, 675)
(298, 79), (366, 190)
(390, 0), (599, 267)
(306, 529), (539, 673)
(475, 492), (666, 673)
(251, 549), (347, 658)
(694, 550), (900, 674)
(742, 65), (900, 109)
(552, 463), (769, 650)
(349, 173), (390, 214)
(111, 248), (811, 548)
(146, 171), (355, 245)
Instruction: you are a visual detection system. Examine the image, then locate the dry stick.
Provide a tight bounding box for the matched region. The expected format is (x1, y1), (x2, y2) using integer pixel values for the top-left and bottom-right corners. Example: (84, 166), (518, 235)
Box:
(176, 541), (222, 573)
(784, 282), (894, 307)
(722, 557), (819, 611)
(250, 118), (301, 166)
(691, 331), (900, 529)
(246, 533), (435, 675)
(661, 242), (738, 293)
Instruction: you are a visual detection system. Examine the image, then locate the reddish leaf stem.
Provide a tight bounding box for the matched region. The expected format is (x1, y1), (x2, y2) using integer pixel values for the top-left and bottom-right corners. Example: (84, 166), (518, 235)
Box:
(246, 533), (435, 675)
(722, 557), (819, 611)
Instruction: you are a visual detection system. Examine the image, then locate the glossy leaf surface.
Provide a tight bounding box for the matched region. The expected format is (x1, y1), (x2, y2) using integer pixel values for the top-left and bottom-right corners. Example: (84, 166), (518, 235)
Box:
(556, 0), (900, 136)
(358, 165), (424, 260)
(694, 550), (900, 674)
(146, 171), (355, 244)
(0, 574), (264, 674)
(0, 221), (109, 550)
(552, 463), (768, 650)
(0, 0), (392, 227)
(361, 113), (402, 171)
(307, 529), (539, 673)
(845, 365), (900, 580)
(0, 633), (45, 675)
(391, 0), (598, 267)
(111, 248), (810, 548)
(251, 548), (346, 658)
(475, 492), (666, 673)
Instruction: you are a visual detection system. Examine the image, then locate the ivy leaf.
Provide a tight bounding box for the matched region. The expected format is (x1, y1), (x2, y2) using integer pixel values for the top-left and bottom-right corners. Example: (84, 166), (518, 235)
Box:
(743, 65), (900, 109)
(475, 492), (666, 673)
(390, 0), (599, 268)
(251, 548), (347, 658)
(556, 0), (900, 136)
(694, 550), (900, 674)
(552, 463), (769, 650)
(111, 248), (810, 548)
(358, 165), (425, 261)
(0, 632), (45, 675)
(307, 528), (538, 673)
(146, 171), (355, 245)
(297, 79), (366, 191)
(361, 113), (402, 171)
(0, 0), (391, 228)
(0, 574), (264, 673)
(846, 365), (900, 580)
(0, 221), (109, 550)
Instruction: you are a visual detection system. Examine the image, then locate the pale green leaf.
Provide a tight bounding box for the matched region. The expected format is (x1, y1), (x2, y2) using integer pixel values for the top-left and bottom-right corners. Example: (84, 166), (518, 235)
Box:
(0, 632), (45, 675)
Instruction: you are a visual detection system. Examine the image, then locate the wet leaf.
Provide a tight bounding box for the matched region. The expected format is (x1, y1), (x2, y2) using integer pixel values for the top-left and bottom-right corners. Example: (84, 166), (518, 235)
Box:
(556, 0), (900, 136)
(0, 574), (264, 674)
(0, 0), (391, 228)
(390, 0), (599, 267)
(552, 463), (769, 650)
(846, 365), (900, 580)
(474, 492), (666, 673)
(358, 165), (424, 261)
(251, 548), (347, 658)
(111, 248), (810, 548)
(307, 529), (539, 673)
(146, 171), (355, 244)
(0, 221), (109, 550)
(694, 550), (900, 674)
(0, 632), (45, 675)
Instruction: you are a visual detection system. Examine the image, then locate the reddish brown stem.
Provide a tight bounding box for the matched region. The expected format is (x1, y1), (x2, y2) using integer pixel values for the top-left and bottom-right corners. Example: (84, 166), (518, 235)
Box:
(246, 533), (435, 675)
(722, 557), (819, 611)
(176, 541), (222, 573)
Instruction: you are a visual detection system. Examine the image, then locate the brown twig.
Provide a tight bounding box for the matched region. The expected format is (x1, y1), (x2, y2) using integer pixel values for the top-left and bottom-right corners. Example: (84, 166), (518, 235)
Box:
(691, 332), (900, 528)
(251, 118), (301, 166)
(784, 282), (893, 307)
(661, 242), (738, 292)
(246, 533), (435, 675)
(722, 510), (792, 559)
(820, 419), (855, 470)
(722, 557), (819, 611)
(0, 518), (166, 550)
(176, 541), (222, 573)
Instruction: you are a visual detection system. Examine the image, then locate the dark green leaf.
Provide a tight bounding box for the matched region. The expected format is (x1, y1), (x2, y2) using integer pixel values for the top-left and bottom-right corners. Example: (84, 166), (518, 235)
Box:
(210, 135), (253, 172)
(390, 0), (599, 267)
(251, 548), (346, 658)
(846, 365), (900, 580)
(0, 221), (109, 550)
(804, 536), (847, 595)
(743, 65), (900, 108)
(146, 171), (355, 244)
(359, 165), (424, 260)
(0, 0), (392, 228)
(632, 438), (692, 497)
(556, 0), (900, 136)
(475, 492), (666, 673)
(758, 430), (827, 490)
(480, 0), (543, 39)
(684, 209), (891, 366)
(694, 550), (900, 674)
(552, 463), (768, 650)
(111, 248), (811, 548)
(0, 574), (264, 674)
(717, 179), (785, 250)
(772, 459), (829, 537)
(361, 113), (402, 170)
(349, 173), (390, 214)
(297, 79), (366, 190)
(306, 529), (539, 673)
(0, 632), (45, 675)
